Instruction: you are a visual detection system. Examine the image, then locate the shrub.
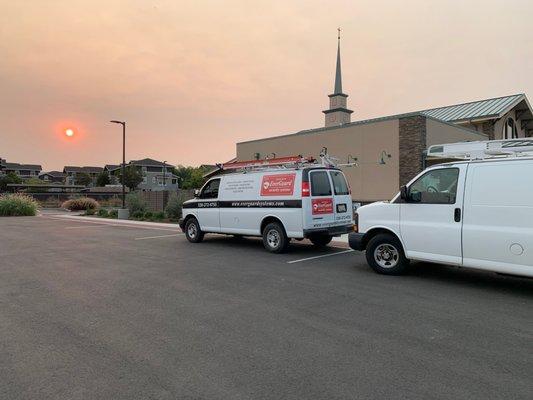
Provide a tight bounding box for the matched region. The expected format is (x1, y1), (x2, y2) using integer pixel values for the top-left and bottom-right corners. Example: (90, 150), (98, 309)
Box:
(131, 210), (144, 220)
(85, 208), (95, 216)
(125, 192), (146, 214)
(62, 197), (99, 211)
(108, 209), (118, 219)
(165, 192), (186, 219)
(143, 211), (153, 220)
(97, 208), (109, 218)
(0, 193), (39, 216)
(153, 211), (165, 220)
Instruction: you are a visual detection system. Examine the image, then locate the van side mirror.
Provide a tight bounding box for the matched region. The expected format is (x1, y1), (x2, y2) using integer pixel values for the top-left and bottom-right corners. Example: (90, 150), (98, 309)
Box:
(400, 185), (409, 201)
(194, 189), (200, 198)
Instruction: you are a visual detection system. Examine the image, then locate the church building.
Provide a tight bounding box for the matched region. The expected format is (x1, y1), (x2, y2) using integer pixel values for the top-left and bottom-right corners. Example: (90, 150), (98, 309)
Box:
(235, 33), (533, 204)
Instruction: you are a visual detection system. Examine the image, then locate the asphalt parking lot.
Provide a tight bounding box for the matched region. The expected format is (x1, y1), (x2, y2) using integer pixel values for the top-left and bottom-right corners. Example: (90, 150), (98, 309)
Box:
(0, 215), (532, 400)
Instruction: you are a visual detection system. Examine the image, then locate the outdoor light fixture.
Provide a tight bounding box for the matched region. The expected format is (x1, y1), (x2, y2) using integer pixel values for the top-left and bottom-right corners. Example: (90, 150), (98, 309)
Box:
(379, 150), (392, 165)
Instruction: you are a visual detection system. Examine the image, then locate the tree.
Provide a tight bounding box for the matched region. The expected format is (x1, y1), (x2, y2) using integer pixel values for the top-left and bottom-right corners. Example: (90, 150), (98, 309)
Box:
(96, 171), (110, 187)
(0, 172), (23, 192)
(119, 166), (143, 190)
(171, 165), (209, 189)
(75, 172), (92, 186)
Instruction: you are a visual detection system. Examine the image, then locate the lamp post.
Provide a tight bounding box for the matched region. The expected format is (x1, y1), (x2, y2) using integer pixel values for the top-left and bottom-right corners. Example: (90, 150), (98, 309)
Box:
(110, 120), (126, 209)
(163, 160), (167, 188)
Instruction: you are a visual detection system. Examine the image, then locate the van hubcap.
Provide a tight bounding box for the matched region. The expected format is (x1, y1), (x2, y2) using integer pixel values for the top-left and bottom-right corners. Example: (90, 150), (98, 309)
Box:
(267, 229), (280, 248)
(187, 223), (197, 238)
(374, 244), (399, 268)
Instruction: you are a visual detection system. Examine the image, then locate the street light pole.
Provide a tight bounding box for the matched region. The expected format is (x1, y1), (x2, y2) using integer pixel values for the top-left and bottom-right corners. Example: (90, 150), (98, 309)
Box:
(110, 120), (126, 209)
(163, 161), (167, 188)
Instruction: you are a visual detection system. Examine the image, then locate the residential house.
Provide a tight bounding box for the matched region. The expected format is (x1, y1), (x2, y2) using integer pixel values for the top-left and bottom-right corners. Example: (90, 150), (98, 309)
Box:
(1, 161), (42, 179)
(39, 171), (66, 183)
(107, 158), (179, 191)
(63, 166), (104, 186)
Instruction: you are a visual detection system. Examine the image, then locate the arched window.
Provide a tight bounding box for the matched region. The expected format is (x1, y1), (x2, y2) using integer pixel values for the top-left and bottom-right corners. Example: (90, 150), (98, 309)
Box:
(503, 117), (518, 139)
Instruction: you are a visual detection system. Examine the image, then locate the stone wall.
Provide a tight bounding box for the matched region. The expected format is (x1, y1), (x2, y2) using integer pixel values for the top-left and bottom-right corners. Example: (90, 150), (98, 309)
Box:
(399, 115), (427, 186)
(481, 121), (495, 140)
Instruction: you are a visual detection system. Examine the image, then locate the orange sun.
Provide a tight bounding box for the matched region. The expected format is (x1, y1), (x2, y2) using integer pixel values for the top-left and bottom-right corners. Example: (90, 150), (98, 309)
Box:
(65, 128), (74, 137)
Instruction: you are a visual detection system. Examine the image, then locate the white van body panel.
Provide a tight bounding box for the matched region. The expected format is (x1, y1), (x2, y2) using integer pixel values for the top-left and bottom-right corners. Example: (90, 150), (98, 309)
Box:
(462, 159), (533, 276)
(357, 201), (402, 245)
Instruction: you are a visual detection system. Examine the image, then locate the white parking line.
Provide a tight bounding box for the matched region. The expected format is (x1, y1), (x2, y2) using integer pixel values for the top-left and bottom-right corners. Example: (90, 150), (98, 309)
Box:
(287, 249), (354, 264)
(41, 216), (180, 232)
(65, 224), (113, 229)
(135, 233), (182, 240)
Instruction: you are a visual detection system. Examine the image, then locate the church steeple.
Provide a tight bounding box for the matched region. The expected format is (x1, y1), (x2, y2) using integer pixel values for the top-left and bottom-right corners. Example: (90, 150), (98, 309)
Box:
(334, 29), (343, 94)
(323, 28), (353, 127)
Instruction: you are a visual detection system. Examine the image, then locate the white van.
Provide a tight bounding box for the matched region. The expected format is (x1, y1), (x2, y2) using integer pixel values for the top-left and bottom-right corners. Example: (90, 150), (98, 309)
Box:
(349, 139), (533, 277)
(179, 156), (354, 253)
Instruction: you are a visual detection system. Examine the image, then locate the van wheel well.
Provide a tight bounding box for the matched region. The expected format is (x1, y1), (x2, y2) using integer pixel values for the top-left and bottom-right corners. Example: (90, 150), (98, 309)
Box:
(183, 214), (197, 226)
(260, 216), (285, 234)
(363, 228), (402, 250)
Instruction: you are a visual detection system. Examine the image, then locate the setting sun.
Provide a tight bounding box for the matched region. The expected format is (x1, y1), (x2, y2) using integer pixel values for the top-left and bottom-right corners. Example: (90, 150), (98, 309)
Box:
(65, 128), (74, 137)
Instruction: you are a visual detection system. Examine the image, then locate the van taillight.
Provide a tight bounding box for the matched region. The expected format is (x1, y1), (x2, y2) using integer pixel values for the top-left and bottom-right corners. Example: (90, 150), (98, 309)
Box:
(302, 181), (310, 197)
(353, 212), (359, 233)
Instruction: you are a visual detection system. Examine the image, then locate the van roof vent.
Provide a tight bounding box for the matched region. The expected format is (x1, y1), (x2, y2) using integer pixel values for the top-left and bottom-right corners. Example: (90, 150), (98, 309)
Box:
(427, 139), (533, 160)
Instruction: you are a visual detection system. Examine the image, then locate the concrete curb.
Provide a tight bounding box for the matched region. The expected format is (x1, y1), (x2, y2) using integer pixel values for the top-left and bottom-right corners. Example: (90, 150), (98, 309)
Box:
(44, 214), (182, 230)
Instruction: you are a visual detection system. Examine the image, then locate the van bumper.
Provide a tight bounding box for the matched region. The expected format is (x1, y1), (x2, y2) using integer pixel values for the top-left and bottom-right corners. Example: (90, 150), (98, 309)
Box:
(303, 224), (354, 237)
(348, 233), (366, 251)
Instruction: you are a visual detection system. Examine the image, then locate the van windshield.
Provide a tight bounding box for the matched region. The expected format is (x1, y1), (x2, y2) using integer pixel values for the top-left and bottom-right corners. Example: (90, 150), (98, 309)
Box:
(330, 171), (349, 195)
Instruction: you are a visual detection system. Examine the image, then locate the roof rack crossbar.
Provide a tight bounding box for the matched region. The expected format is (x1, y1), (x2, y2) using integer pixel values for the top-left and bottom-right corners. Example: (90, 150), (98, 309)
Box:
(427, 139), (533, 160)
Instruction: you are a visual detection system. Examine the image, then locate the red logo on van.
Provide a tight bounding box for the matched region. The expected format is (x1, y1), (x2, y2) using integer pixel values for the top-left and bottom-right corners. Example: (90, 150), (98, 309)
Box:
(260, 173), (296, 196)
(312, 198), (334, 215)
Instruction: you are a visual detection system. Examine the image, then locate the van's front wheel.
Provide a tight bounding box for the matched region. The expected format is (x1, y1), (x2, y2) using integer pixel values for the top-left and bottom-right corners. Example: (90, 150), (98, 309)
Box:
(366, 234), (409, 275)
(185, 218), (204, 243)
(262, 222), (288, 253)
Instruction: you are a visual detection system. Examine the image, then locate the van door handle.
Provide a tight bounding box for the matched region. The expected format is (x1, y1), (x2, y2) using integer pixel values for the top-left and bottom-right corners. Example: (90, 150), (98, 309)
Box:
(454, 208), (461, 222)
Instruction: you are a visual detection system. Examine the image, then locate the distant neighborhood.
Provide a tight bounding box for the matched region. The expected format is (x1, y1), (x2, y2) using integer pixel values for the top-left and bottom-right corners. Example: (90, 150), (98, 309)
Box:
(0, 157), (213, 192)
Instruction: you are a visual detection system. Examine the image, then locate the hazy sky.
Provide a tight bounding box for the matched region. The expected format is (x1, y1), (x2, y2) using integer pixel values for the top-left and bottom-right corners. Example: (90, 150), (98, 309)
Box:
(1, 0), (532, 170)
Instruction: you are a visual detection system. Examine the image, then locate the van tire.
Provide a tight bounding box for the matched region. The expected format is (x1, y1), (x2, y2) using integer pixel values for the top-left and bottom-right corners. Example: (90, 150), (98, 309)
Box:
(366, 234), (409, 275)
(309, 235), (333, 247)
(262, 222), (288, 253)
(185, 218), (204, 243)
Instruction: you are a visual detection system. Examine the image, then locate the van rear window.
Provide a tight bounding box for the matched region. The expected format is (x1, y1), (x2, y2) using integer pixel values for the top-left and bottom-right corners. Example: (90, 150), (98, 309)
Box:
(310, 171), (332, 196)
(330, 171), (349, 195)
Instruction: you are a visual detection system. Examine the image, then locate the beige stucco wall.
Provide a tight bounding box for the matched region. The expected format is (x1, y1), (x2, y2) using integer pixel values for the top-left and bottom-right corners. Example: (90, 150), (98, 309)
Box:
(237, 119), (400, 202)
(426, 118), (488, 146)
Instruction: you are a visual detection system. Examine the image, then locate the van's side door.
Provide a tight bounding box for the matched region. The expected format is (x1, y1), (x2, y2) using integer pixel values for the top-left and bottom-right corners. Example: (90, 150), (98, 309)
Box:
(400, 166), (466, 265)
(462, 160), (533, 275)
(308, 170), (335, 229)
(197, 178), (221, 232)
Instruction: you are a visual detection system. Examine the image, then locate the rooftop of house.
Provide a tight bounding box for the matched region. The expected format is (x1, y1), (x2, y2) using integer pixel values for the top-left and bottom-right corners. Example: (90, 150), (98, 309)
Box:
(3, 162), (42, 171)
(129, 158), (167, 167)
(63, 166), (104, 174)
(40, 171), (66, 178)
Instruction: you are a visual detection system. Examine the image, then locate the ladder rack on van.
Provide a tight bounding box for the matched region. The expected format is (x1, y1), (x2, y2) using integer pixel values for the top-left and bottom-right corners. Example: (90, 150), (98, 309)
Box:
(220, 155), (317, 171)
(427, 138), (533, 160)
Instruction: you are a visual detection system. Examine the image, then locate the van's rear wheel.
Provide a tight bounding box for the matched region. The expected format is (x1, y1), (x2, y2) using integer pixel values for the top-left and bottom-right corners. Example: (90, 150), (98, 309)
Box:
(309, 234), (333, 247)
(366, 234), (409, 275)
(262, 222), (288, 253)
(185, 218), (204, 243)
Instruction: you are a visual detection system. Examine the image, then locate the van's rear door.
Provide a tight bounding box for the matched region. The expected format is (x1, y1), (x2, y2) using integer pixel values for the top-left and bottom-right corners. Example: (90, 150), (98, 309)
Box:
(307, 170), (335, 229)
(329, 170), (353, 226)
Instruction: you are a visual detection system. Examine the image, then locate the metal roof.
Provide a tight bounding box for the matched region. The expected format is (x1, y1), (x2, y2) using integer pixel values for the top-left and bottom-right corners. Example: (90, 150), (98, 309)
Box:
(420, 94), (525, 122)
